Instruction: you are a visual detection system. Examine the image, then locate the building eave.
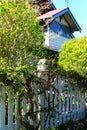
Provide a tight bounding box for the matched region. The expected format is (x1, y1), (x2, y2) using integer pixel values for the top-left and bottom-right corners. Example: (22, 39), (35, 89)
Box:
(53, 8), (81, 32)
(38, 7), (81, 32)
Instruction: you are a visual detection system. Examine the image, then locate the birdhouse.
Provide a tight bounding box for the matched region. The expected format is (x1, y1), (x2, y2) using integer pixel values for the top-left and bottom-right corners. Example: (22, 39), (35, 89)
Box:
(37, 59), (48, 71)
(38, 7), (81, 51)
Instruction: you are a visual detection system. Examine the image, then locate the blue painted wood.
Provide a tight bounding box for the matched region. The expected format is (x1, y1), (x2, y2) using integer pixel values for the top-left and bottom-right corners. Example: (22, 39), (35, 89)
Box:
(52, 8), (81, 32)
(49, 34), (68, 51)
(50, 21), (71, 38)
(44, 26), (70, 51)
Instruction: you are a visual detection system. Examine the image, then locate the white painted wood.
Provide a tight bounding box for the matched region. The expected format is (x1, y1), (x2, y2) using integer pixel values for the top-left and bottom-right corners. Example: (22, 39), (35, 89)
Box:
(22, 97), (27, 130)
(40, 93), (45, 130)
(70, 86), (73, 120)
(63, 95), (66, 123)
(45, 90), (49, 128)
(0, 87), (5, 130)
(44, 25), (50, 47)
(66, 90), (70, 121)
(82, 92), (86, 118)
(80, 89), (83, 119)
(55, 17), (69, 26)
(73, 88), (77, 120)
(54, 77), (59, 126)
(34, 88), (39, 128)
(44, 29), (69, 51)
(66, 91), (69, 113)
(15, 97), (19, 130)
(49, 87), (53, 128)
(0, 76), (86, 130)
(59, 78), (63, 125)
(8, 90), (13, 130)
(49, 32), (68, 51)
(77, 87), (80, 119)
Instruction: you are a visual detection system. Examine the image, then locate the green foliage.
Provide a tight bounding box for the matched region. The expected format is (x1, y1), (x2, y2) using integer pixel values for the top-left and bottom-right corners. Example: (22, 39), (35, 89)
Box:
(58, 36), (87, 87)
(0, 0), (58, 88)
(0, 0), (47, 86)
(47, 119), (87, 130)
(0, 1), (59, 129)
(47, 126), (57, 130)
(0, 0), (45, 66)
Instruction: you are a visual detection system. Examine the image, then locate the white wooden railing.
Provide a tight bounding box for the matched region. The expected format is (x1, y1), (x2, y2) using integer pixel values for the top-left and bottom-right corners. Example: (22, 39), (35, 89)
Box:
(0, 76), (86, 130)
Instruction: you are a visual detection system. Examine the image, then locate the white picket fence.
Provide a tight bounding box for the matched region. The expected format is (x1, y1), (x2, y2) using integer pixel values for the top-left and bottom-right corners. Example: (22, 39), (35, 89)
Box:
(0, 76), (86, 130)
(0, 87), (19, 130)
(40, 76), (86, 129)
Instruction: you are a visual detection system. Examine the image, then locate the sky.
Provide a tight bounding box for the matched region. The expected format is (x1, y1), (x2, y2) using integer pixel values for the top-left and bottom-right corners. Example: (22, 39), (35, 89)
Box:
(53, 0), (87, 37)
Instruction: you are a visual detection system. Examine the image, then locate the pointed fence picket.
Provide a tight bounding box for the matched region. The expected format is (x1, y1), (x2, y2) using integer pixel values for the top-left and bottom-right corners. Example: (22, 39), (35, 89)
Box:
(0, 76), (86, 130)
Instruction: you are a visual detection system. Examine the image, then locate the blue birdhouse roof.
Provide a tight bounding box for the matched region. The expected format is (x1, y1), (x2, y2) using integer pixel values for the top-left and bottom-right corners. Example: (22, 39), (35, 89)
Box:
(38, 7), (81, 32)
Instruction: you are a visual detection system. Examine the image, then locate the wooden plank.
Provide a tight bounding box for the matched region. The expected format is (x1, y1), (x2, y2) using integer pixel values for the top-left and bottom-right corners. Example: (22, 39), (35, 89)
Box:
(49, 87), (53, 128)
(15, 97), (20, 130)
(0, 77), (86, 130)
(80, 89), (83, 119)
(82, 92), (86, 118)
(66, 90), (69, 121)
(8, 90), (14, 130)
(22, 97), (27, 130)
(0, 87), (5, 130)
(70, 86), (73, 119)
(54, 77), (59, 126)
(59, 78), (63, 125)
(40, 93), (45, 130)
(45, 90), (49, 129)
(73, 88), (77, 120)
(49, 32), (68, 51)
(77, 87), (80, 120)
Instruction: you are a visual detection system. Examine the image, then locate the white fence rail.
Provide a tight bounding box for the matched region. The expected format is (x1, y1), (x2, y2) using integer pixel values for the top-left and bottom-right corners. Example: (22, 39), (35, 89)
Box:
(0, 76), (86, 130)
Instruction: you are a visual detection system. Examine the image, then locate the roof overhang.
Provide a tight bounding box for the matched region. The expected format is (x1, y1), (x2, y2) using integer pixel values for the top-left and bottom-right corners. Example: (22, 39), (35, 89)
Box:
(53, 8), (81, 32)
(38, 7), (81, 32)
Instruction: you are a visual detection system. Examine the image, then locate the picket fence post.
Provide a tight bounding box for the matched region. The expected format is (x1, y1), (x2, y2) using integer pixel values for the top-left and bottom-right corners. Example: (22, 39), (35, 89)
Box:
(0, 75), (86, 130)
